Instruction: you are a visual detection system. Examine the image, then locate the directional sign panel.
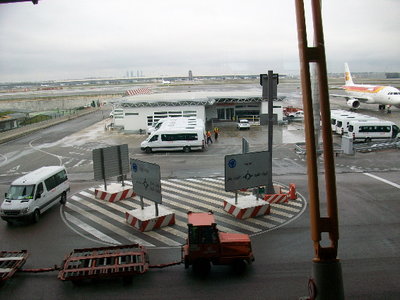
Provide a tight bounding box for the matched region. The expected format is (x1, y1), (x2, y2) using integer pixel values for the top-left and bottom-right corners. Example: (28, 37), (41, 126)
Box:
(93, 144), (129, 181)
(224, 151), (271, 192)
(130, 158), (162, 204)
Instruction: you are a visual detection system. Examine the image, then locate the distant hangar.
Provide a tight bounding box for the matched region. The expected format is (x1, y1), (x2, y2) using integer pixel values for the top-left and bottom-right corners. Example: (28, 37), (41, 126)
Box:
(109, 92), (283, 132)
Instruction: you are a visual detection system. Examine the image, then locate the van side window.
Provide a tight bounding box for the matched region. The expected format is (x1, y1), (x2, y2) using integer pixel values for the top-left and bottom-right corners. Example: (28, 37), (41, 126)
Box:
(36, 183), (44, 198)
(45, 176), (56, 190)
(44, 170), (68, 191)
(149, 135), (158, 142)
(55, 170), (68, 184)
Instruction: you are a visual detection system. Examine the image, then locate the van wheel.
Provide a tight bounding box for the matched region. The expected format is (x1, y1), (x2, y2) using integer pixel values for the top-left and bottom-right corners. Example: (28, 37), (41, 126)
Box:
(60, 192), (67, 205)
(183, 146), (191, 153)
(32, 209), (40, 223)
(145, 147), (152, 154)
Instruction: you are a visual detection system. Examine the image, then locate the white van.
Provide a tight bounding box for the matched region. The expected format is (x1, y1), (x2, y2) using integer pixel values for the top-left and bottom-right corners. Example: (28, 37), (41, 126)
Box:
(330, 111), (352, 132)
(335, 114), (377, 135)
(347, 120), (400, 142)
(141, 127), (205, 153)
(146, 117), (168, 135)
(0, 166), (70, 224)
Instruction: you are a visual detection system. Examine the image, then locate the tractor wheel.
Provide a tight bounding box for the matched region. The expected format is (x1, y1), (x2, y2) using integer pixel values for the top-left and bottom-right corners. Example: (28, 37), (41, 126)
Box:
(193, 259), (211, 276)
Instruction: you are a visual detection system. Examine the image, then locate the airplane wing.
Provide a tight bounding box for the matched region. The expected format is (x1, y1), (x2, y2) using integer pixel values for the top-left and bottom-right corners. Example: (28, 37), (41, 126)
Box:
(330, 94), (369, 102)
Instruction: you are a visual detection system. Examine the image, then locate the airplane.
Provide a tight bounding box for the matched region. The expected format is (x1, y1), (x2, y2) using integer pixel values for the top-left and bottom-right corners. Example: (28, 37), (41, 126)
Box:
(331, 63), (400, 113)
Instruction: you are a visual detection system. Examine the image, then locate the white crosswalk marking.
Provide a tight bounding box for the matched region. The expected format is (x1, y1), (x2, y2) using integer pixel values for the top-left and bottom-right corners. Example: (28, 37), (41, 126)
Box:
(65, 201), (154, 247)
(61, 177), (306, 247)
(64, 212), (121, 245)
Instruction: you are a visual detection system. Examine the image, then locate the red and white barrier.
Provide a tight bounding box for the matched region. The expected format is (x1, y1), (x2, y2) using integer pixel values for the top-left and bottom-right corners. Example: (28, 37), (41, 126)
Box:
(125, 88), (152, 96)
(263, 183), (297, 204)
(223, 196), (270, 220)
(125, 205), (175, 232)
(263, 193), (288, 204)
(95, 183), (135, 202)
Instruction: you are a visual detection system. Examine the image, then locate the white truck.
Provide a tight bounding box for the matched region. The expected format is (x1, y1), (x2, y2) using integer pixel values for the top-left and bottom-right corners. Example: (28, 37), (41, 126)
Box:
(0, 166), (70, 224)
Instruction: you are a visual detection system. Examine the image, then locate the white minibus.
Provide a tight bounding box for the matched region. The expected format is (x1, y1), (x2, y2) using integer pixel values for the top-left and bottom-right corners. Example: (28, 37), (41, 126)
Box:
(141, 127), (205, 153)
(0, 166), (70, 224)
(347, 120), (400, 142)
(330, 110), (352, 132)
(335, 114), (377, 135)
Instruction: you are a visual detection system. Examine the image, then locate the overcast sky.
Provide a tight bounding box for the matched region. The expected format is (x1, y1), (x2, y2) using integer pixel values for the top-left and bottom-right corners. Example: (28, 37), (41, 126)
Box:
(0, 0), (399, 82)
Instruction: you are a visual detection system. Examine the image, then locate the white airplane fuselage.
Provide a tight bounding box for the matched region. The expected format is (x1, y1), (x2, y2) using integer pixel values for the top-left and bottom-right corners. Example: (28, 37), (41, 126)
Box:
(337, 63), (400, 110)
(343, 84), (400, 106)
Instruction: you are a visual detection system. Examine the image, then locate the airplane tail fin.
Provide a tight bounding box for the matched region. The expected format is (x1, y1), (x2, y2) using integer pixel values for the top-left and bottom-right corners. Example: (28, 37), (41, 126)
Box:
(344, 63), (354, 86)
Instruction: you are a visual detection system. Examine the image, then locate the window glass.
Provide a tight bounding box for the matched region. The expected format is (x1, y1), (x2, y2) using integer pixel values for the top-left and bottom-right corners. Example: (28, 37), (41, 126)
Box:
(6, 185), (35, 200)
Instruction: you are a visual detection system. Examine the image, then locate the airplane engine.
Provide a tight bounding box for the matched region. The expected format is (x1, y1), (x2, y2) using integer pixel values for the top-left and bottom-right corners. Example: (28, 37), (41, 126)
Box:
(347, 99), (360, 109)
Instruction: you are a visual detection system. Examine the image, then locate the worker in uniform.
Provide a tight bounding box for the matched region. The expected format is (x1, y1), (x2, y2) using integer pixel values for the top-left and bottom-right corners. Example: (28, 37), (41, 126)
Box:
(206, 131), (213, 144)
(214, 127), (219, 141)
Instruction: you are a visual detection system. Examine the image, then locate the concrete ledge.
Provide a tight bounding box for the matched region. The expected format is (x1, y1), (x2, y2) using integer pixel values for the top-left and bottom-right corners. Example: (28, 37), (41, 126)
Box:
(94, 183), (135, 202)
(223, 195), (270, 219)
(125, 205), (175, 232)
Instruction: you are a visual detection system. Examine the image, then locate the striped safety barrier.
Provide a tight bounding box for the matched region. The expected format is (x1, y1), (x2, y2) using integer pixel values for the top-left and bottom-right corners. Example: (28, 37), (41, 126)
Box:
(125, 211), (175, 232)
(263, 193), (288, 204)
(263, 183), (297, 204)
(125, 88), (152, 96)
(223, 200), (270, 219)
(94, 187), (135, 202)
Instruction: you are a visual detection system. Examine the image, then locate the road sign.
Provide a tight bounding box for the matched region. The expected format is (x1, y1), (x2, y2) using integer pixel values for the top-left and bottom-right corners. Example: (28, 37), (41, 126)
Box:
(93, 144), (129, 181)
(224, 151), (271, 192)
(130, 158), (162, 204)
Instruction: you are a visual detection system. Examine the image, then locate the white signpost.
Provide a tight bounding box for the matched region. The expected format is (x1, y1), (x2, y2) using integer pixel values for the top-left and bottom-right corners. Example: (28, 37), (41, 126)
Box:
(130, 158), (162, 214)
(127, 158), (175, 231)
(225, 151), (271, 192)
(223, 151), (272, 219)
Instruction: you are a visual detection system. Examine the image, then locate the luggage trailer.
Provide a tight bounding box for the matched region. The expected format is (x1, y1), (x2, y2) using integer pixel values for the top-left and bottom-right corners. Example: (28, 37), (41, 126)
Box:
(57, 244), (149, 283)
(0, 250), (29, 283)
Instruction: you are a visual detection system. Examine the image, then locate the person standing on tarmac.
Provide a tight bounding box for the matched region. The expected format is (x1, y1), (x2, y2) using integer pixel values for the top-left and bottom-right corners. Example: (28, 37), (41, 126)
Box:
(214, 127), (219, 141)
(206, 130), (213, 144)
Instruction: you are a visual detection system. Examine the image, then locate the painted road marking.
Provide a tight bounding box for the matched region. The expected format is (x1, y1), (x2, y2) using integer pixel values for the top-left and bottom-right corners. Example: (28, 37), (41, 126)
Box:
(64, 211), (121, 245)
(364, 173), (400, 189)
(62, 177), (306, 247)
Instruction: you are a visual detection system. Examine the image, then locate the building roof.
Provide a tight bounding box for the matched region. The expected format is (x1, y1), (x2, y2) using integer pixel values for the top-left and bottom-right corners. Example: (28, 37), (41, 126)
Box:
(110, 91), (275, 108)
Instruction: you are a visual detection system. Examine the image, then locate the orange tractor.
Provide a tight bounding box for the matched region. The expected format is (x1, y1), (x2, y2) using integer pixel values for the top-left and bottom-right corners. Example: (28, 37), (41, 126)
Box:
(183, 211), (254, 275)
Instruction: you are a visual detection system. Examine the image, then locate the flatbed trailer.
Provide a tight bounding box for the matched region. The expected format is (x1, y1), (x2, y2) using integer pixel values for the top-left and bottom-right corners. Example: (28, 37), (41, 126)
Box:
(57, 244), (149, 283)
(0, 250), (28, 283)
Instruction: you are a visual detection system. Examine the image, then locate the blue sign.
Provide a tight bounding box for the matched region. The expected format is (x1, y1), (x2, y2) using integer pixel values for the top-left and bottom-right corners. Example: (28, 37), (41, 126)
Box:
(228, 159), (237, 168)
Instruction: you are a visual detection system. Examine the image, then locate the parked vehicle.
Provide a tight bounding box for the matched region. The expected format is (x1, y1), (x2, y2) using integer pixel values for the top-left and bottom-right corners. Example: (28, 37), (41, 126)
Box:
(146, 117), (168, 135)
(347, 120), (400, 142)
(237, 119), (250, 130)
(141, 126), (205, 153)
(330, 110), (353, 132)
(0, 166), (70, 224)
(335, 114), (377, 135)
(183, 211), (254, 275)
(287, 110), (304, 118)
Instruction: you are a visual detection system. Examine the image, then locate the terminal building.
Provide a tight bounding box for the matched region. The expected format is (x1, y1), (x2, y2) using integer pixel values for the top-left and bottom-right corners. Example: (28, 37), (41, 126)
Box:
(110, 92), (284, 133)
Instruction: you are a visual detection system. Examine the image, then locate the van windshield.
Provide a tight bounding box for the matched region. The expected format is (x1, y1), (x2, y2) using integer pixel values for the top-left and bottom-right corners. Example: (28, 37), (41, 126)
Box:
(6, 185), (35, 200)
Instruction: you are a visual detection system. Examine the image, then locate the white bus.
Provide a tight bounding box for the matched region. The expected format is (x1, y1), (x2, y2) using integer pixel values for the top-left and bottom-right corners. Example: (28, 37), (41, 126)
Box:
(141, 127), (205, 153)
(0, 166), (70, 224)
(335, 114), (377, 135)
(347, 120), (400, 142)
